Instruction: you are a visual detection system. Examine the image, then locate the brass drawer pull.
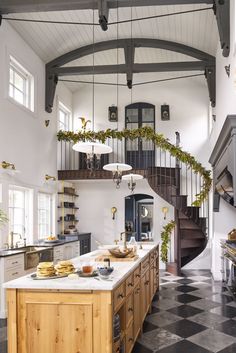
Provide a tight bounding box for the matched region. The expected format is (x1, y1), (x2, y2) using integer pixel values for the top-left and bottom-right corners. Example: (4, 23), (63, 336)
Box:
(128, 282), (134, 287)
(135, 288), (140, 294)
(12, 272), (18, 276)
(12, 261), (18, 265)
(128, 307), (133, 312)
(128, 338), (133, 342)
(118, 293), (124, 299)
(135, 274), (140, 278)
(145, 280), (149, 285)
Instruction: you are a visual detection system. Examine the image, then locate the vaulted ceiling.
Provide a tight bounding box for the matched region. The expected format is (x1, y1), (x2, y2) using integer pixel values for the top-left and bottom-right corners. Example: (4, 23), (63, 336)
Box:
(1, 1), (221, 110)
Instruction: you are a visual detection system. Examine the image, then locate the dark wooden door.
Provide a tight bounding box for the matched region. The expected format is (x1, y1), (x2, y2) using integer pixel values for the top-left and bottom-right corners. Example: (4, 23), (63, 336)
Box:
(125, 102), (155, 169)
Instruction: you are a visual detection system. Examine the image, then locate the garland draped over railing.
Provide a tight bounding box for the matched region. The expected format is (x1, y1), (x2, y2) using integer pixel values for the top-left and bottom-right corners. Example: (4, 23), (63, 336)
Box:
(57, 126), (212, 206)
(160, 220), (176, 263)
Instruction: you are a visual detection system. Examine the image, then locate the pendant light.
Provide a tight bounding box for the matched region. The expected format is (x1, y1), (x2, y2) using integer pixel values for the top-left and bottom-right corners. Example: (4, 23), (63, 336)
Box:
(72, 10), (112, 171)
(103, 3), (132, 187)
(122, 173), (143, 192)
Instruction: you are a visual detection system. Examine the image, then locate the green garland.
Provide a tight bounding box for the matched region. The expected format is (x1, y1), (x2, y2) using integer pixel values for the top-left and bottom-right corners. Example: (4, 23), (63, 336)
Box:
(160, 221), (176, 263)
(57, 126), (212, 206)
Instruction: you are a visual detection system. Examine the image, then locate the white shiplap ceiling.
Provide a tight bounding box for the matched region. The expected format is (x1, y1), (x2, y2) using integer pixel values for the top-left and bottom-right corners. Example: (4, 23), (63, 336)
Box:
(4, 3), (218, 91)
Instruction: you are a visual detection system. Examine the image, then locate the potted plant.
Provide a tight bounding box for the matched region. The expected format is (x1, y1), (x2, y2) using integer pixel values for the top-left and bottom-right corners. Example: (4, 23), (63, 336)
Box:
(0, 209), (8, 228)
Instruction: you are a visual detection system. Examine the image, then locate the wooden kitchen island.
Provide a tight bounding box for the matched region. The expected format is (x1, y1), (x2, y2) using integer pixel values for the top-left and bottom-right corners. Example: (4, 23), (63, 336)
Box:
(5, 244), (159, 353)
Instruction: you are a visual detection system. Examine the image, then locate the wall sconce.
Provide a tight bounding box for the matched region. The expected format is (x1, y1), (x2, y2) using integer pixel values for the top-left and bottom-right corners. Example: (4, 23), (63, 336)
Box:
(161, 104), (170, 121)
(111, 207), (117, 220)
(162, 206), (169, 220)
(0, 161), (20, 175)
(45, 174), (56, 182)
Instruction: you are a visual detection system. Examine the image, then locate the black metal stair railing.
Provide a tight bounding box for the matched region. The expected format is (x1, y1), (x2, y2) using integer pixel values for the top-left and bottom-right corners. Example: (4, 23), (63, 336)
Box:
(58, 135), (208, 268)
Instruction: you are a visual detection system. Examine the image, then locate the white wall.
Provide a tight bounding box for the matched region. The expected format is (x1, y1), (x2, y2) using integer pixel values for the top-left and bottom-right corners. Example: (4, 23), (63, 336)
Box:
(208, 1), (236, 280)
(76, 178), (174, 269)
(72, 74), (211, 269)
(73, 76), (209, 160)
(0, 22), (73, 247)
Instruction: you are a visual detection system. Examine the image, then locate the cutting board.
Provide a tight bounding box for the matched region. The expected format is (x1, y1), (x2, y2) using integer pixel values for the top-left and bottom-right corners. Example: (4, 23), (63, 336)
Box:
(95, 254), (139, 262)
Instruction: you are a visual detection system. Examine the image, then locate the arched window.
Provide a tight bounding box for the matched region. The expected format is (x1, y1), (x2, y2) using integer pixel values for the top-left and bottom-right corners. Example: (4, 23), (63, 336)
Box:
(125, 102), (155, 169)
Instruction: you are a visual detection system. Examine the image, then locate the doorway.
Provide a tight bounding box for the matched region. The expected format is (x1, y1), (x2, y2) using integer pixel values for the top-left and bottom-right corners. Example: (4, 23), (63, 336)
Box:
(125, 102), (155, 169)
(125, 193), (154, 241)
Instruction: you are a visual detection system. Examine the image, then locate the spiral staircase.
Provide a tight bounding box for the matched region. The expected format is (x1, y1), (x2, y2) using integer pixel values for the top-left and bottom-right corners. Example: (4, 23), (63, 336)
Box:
(147, 166), (208, 273)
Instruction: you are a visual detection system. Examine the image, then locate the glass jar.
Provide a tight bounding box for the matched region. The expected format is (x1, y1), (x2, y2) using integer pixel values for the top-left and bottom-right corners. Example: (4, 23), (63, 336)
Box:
(128, 236), (137, 254)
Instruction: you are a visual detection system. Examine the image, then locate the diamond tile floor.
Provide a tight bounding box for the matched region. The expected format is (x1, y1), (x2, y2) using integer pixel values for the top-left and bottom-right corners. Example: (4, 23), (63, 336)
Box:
(132, 270), (236, 353)
(0, 270), (235, 353)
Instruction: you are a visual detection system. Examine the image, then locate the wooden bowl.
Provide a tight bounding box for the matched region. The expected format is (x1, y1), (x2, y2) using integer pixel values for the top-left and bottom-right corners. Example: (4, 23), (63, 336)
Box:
(108, 248), (133, 258)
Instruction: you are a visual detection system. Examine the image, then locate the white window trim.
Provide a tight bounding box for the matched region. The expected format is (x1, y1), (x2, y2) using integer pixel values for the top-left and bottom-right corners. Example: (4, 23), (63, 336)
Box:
(58, 100), (73, 131)
(8, 185), (33, 243)
(38, 192), (55, 239)
(5, 49), (37, 117)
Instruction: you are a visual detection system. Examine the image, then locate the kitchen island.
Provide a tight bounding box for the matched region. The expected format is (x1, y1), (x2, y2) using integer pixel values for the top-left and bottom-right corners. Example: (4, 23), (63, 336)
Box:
(4, 243), (159, 353)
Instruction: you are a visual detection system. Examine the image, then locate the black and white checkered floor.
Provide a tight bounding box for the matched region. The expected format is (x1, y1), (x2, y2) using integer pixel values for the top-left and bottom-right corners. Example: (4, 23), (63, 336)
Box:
(0, 270), (235, 353)
(132, 270), (236, 353)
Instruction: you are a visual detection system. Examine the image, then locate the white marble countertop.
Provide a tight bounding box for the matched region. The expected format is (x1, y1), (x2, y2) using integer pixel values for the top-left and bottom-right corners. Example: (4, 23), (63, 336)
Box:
(3, 243), (158, 291)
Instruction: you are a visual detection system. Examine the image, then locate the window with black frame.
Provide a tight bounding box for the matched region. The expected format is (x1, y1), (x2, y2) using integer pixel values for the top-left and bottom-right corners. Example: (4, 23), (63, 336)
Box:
(125, 102), (155, 169)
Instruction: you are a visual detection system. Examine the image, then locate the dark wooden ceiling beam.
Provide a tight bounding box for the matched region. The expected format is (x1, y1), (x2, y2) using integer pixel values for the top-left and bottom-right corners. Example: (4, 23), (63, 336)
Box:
(213, 0), (230, 57)
(46, 38), (216, 112)
(52, 61), (208, 76)
(47, 38), (215, 68)
(0, 0), (213, 14)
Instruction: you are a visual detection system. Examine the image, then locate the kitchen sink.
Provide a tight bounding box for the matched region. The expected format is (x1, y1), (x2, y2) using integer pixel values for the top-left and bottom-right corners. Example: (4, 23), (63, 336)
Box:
(9, 246), (53, 270)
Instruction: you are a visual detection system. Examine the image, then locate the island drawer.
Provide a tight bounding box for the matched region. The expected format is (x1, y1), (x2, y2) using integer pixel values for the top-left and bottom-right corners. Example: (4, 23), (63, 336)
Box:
(125, 293), (134, 327)
(141, 256), (150, 274)
(133, 266), (141, 285)
(114, 282), (126, 312)
(125, 322), (134, 353)
(125, 273), (134, 296)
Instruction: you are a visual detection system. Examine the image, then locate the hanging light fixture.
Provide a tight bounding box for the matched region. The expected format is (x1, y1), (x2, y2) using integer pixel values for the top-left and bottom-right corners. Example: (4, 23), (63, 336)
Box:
(72, 10), (112, 171)
(103, 4), (132, 187)
(122, 173), (143, 192)
(103, 162), (132, 188)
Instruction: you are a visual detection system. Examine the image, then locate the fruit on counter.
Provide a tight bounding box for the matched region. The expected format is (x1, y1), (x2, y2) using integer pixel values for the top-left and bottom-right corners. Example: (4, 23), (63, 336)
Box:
(46, 235), (57, 241)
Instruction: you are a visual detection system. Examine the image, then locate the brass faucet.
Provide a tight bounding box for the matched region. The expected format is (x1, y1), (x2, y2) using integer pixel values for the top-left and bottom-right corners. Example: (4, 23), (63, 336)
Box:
(9, 231), (22, 249)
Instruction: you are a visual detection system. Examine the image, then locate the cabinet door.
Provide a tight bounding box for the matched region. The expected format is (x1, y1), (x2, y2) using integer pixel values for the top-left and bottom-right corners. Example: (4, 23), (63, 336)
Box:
(80, 238), (90, 255)
(17, 292), (94, 353)
(64, 244), (74, 260)
(140, 274), (146, 323)
(150, 263), (155, 300)
(133, 285), (141, 340)
(145, 271), (150, 314)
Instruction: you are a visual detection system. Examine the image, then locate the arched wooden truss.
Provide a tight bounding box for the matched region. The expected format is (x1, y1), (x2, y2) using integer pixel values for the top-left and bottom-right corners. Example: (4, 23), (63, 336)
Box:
(46, 37), (216, 113)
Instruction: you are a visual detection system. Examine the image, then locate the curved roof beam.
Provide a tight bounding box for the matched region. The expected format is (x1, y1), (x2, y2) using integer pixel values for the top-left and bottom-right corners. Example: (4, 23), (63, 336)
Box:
(45, 38), (215, 113)
(47, 38), (215, 68)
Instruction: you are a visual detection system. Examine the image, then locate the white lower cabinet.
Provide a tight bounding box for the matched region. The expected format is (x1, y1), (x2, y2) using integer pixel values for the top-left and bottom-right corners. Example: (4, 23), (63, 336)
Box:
(53, 241), (80, 263)
(53, 245), (65, 263)
(0, 253), (25, 318)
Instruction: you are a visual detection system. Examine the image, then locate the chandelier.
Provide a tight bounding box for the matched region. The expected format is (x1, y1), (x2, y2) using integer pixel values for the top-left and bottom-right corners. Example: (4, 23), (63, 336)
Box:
(103, 163), (132, 188)
(122, 173), (144, 192)
(73, 142), (112, 170)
